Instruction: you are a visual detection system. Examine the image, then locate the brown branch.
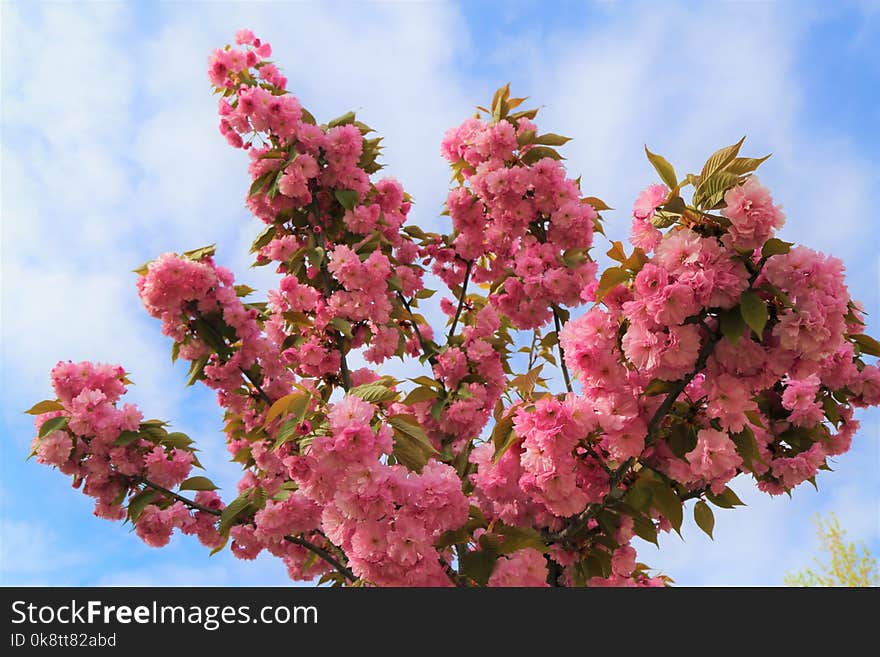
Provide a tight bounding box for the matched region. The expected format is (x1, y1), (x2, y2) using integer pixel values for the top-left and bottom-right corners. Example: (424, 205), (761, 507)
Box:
(552, 306), (573, 393)
(307, 188), (351, 391)
(135, 477), (357, 583)
(284, 535), (357, 583)
(438, 555), (467, 587)
(447, 259), (473, 340)
(138, 477), (221, 515)
(396, 291), (439, 366)
(239, 366), (273, 405)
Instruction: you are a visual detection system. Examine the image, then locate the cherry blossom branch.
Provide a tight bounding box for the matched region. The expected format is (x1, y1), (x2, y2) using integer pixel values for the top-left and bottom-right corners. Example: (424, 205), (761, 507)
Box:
(447, 259), (473, 340)
(548, 323), (722, 544)
(136, 477), (220, 515)
(135, 477), (357, 583)
(438, 555), (467, 587)
(239, 367), (273, 404)
(396, 291), (439, 366)
(189, 315), (273, 404)
(552, 306), (573, 392)
(307, 187), (351, 391)
(283, 536), (357, 583)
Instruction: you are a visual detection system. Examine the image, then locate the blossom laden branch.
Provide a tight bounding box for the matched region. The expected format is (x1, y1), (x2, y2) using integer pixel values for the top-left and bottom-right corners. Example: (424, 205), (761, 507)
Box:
(23, 30), (880, 588)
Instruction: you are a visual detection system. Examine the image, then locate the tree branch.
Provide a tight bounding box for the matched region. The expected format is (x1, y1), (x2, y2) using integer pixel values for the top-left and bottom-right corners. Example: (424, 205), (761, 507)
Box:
(549, 322), (722, 544)
(447, 259), (473, 340)
(552, 306), (572, 393)
(396, 291), (439, 366)
(284, 535), (357, 583)
(135, 477), (357, 583)
(307, 188), (351, 391)
(138, 477), (221, 515)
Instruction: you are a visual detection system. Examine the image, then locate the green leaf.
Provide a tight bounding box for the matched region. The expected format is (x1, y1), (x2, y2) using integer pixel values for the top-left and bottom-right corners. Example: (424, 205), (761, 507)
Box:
(459, 550), (497, 586)
(623, 481), (652, 512)
(730, 426), (764, 471)
(133, 260), (152, 276)
(719, 307), (746, 345)
(496, 524), (546, 554)
(388, 415), (437, 472)
(218, 494), (252, 535)
(179, 476), (218, 492)
(248, 171), (275, 198)
(725, 154), (771, 176)
(180, 244), (217, 262)
(533, 133), (571, 146)
(209, 534), (229, 556)
(334, 189), (359, 211)
(693, 500), (715, 539)
(644, 146), (677, 189)
(516, 129), (536, 147)
(696, 171), (740, 208)
(744, 409), (766, 429)
(327, 111), (356, 128)
(162, 432), (194, 450)
(127, 489), (157, 522)
(740, 290), (769, 337)
(329, 317), (354, 338)
(630, 512), (659, 547)
(850, 333), (880, 358)
(264, 392), (308, 427)
(25, 400), (64, 415)
(113, 430), (141, 447)
(186, 355), (210, 386)
(349, 383), (398, 404)
(521, 146), (563, 165)
(706, 486), (745, 509)
(250, 225), (277, 253)
(649, 481), (683, 534)
(402, 386), (437, 406)
(761, 238), (792, 258)
(644, 378), (675, 396)
(699, 137), (746, 183)
(662, 196), (688, 215)
(822, 396), (840, 427)
(273, 418), (301, 450)
(583, 196), (613, 211)
(666, 422), (697, 459)
(596, 266), (629, 302)
(38, 416), (68, 438)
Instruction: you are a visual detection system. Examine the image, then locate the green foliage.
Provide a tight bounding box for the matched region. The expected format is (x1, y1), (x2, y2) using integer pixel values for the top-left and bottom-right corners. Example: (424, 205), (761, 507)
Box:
(784, 513), (878, 587)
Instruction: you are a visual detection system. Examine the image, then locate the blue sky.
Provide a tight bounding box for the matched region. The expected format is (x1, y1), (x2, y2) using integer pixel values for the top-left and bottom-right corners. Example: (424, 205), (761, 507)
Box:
(1, 0), (878, 586)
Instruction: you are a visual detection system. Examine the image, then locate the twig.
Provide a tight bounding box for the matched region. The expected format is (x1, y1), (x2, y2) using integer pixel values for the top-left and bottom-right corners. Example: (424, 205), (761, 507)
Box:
(307, 188), (351, 391)
(396, 291), (439, 366)
(135, 477), (357, 583)
(447, 259), (473, 340)
(138, 477), (221, 515)
(552, 306), (573, 393)
(284, 535), (357, 582)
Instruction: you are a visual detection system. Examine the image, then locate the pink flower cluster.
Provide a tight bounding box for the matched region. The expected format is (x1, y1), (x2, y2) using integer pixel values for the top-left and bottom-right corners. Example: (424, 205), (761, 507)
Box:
(559, 178), (879, 501)
(440, 115), (598, 329)
(412, 304), (506, 447)
(210, 31), (429, 382)
(137, 251), (295, 419)
(722, 176), (785, 250)
(30, 362), (215, 549)
(287, 396), (469, 585)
